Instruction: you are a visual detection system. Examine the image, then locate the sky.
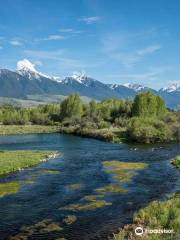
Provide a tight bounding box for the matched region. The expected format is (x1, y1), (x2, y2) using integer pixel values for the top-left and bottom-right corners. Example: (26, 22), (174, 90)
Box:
(0, 0), (180, 89)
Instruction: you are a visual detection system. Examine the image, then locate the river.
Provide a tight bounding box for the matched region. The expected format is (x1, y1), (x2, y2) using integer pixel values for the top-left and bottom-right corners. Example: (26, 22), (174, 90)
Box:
(0, 133), (179, 240)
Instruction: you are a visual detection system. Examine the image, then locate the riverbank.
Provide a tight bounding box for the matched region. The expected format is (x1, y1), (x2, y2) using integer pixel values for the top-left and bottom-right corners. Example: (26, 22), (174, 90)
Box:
(0, 150), (59, 176)
(113, 156), (180, 240)
(60, 126), (127, 143)
(0, 125), (60, 135)
(0, 125), (127, 143)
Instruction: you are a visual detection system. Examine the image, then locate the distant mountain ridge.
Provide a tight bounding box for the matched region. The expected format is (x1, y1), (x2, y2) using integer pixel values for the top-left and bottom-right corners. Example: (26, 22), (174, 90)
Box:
(0, 59), (179, 109)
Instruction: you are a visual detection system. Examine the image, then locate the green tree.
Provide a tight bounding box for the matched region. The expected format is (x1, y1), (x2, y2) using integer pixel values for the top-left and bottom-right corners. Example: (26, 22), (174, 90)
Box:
(132, 92), (166, 117)
(60, 94), (83, 121)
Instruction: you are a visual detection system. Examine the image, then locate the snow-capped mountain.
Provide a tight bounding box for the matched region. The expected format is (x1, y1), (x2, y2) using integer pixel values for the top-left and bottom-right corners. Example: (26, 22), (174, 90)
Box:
(160, 82), (180, 93)
(123, 83), (146, 92)
(17, 59), (62, 82)
(61, 72), (98, 87)
(17, 59), (51, 80)
(0, 59), (179, 108)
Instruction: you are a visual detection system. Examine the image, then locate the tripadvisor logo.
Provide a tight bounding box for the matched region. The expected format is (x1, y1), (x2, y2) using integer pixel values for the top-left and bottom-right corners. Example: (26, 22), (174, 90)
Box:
(134, 226), (174, 236)
(135, 227), (144, 236)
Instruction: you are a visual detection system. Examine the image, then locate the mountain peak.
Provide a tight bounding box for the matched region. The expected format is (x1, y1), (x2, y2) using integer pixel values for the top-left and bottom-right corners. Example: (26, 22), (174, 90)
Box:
(17, 59), (37, 73)
(16, 59), (54, 80)
(123, 83), (145, 92)
(71, 71), (88, 83)
(162, 82), (180, 92)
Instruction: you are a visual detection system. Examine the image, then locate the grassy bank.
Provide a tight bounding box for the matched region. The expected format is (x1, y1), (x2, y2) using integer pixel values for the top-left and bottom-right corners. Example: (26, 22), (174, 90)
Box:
(113, 156), (180, 240)
(60, 126), (127, 143)
(0, 150), (58, 176)
(0, 125), (60, 135)
(0, 124), (128, 143)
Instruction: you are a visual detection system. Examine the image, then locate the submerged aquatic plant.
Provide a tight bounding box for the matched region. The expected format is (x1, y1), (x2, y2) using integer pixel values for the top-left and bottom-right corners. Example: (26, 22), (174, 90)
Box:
(9, 219), (63, 239)
(65, 183), (83, 190)
(103, 160), (147, 183)
(61, 199), (112, 212)
(63, 215), (77, 225)
(0, 182), (21, 198)
(96, 184), (128, 194)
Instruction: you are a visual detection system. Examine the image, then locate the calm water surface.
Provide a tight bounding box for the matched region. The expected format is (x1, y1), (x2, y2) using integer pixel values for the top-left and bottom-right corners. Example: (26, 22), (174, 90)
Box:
(0, 133), (179, 240)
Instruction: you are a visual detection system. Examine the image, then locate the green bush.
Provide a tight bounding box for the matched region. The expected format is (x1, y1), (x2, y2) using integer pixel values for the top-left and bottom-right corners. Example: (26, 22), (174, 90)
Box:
(98, 121), (110, 129)
(127, 117), (172, 143)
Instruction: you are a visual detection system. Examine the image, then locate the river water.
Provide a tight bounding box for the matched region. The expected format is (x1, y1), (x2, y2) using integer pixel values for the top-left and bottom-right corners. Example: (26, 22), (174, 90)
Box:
(0, 133), (179, 240)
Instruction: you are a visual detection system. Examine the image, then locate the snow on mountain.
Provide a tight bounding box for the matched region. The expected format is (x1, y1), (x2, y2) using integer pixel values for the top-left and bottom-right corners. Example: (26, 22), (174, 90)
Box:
(109, 84), (120, 90)
(61, 71), (96, 87)
(0, 61), (180, 108)
(51, 76), (62, 82)
(161, 82), (180, 92)
(123, 83), (146, 92)
(71, 71), (87, 83)
(17, 59), (61, 81)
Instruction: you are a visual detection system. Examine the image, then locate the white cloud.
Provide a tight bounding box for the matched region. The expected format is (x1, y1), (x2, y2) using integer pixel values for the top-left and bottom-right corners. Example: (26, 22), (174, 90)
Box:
(42, 35), (65, 41)
(136, 45), (161, 56)
(79, 16), (100, 24)
(9, 40), (22, 46)
(59, 28), (82, 34)
(59, 28), (73, 33)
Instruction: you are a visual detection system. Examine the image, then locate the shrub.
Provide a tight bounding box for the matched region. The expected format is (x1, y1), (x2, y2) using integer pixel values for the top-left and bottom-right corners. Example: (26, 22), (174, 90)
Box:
(98, 121), (110, 129)
(127, 117), (172, 143)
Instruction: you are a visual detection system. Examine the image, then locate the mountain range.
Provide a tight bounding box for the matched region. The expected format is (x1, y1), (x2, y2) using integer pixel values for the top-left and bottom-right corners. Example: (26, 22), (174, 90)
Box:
(0, 59), (179, 109)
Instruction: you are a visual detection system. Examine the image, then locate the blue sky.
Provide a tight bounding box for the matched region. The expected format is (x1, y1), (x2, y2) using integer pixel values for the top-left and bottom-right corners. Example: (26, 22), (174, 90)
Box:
(0, 0), (180, 89)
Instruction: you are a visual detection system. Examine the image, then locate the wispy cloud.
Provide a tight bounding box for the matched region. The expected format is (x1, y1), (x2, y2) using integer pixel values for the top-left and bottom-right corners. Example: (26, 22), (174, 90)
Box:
(136, 45), (161, 56)
(41, 35), (65, 41)
(102, 30), (162, 67)
(109, 45), (161, 67)
(24, 49), (65, 60)
(9, 40), (22, 46)
(108, 70), (161, 82)
(59, 28), (82, 34)
(24, 49), (104, 70)
(79, 16), (100, 24)
(106, 67), (165, 89)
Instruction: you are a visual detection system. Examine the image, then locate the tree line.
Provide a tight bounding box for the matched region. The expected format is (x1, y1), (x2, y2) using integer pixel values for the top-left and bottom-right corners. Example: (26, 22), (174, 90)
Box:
(0, 92), (179, 143)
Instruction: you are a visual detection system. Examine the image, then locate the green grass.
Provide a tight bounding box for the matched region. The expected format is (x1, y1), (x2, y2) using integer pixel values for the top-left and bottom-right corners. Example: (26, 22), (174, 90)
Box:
(113, 156), (180, 240)
(171, 156), (180, 170)
(0, 150), (59, 176)
(0, 125), (60, 135)
(113, 192), (180, 240)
